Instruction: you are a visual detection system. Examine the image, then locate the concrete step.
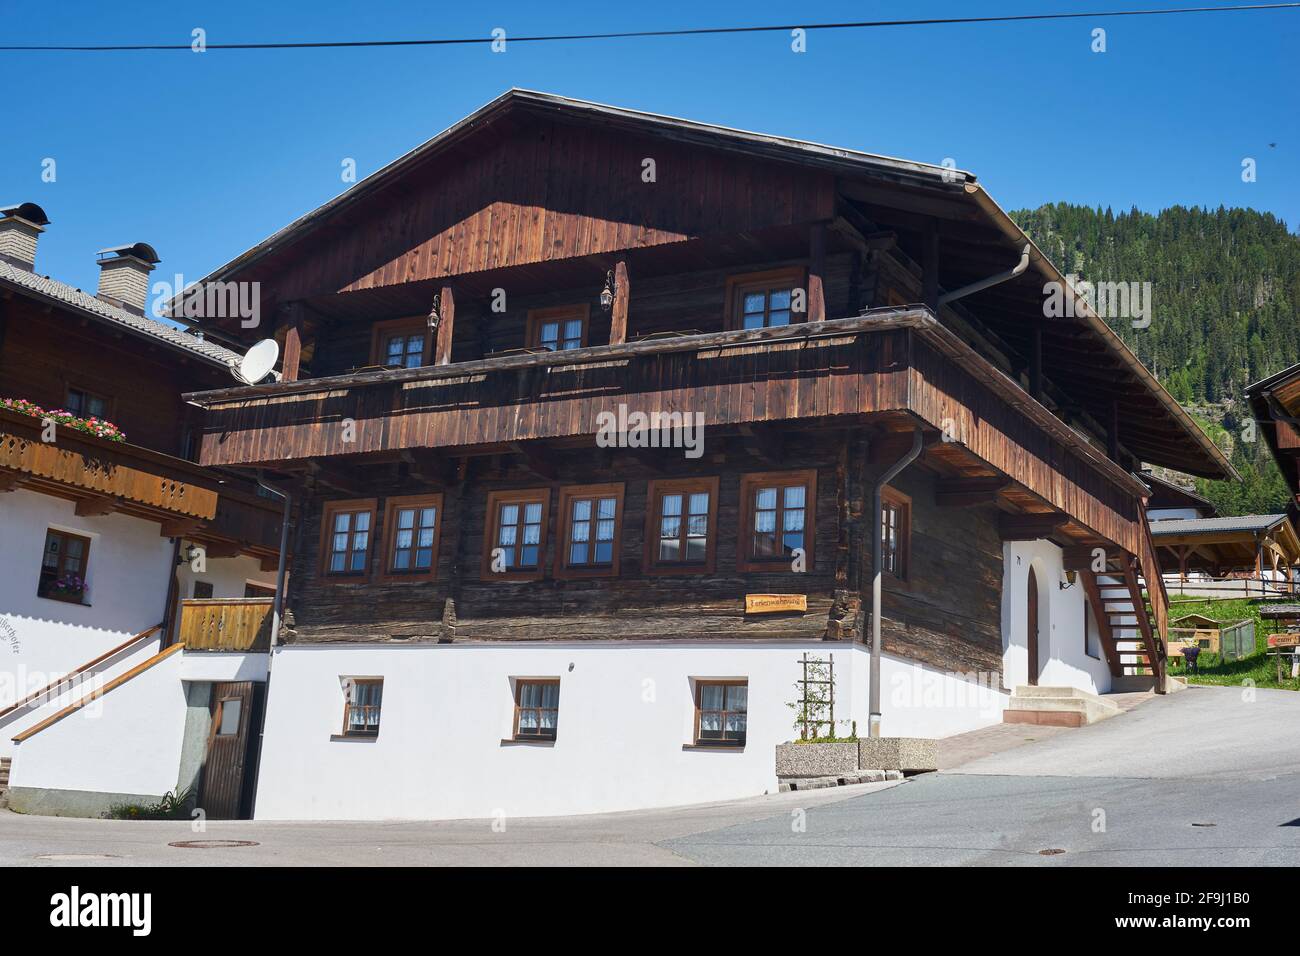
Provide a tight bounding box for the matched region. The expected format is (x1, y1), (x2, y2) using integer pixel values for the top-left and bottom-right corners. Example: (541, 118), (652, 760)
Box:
(1109, 674), (1157, 692)
(1005, 685), (1121, 725)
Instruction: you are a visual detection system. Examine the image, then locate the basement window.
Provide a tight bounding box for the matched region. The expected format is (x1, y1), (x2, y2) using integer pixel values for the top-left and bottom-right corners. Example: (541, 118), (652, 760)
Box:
(695, 680), (748, 747)
(513, 679), (560, 740)
(341, 678), (383, 738)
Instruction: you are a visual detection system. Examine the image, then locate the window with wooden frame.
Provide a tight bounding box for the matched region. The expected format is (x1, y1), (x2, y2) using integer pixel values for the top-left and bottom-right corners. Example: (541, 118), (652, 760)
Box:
(737, 470), (816, 573)
(37, 528), (91, 603)
(341, 678), (383, 737)
(379, 493), (442, 582)
(645, 477), (719, 574)
(724, 267), (806, 330)
(215, 696), (243, 736)
(319, 499), (377, 579)
(64, 386), (111, 419)
(369, 317), (429, 369)
(482, 489), (550, 581)
(526, 304), (589, 352)
(880, 487), (911, 581)
(694, 680), (748, 747)
(512, 679), (560, 741)
(555, 483), (624, 579)
(192, 580), (215, 599)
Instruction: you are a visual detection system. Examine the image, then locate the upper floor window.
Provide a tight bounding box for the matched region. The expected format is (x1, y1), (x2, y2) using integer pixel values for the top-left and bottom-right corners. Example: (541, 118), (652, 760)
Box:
(38, 528), (90, 603)
(341, 677), (383, 738)
(646, 477), (719, 574)
(369, 318), (428, 369)
(380, 494), (442, 581)
(881, 488), (910, 580)
(556, 484), (624, 578)
(320, 499), (377, 578)
(737, 470), (816, 572)
(513, 679), (560, 741)
(64, 387), (109, 419)
(725, 268), (805, 330)
(483, 489), (550, 581)
(527, 305), (588, 352)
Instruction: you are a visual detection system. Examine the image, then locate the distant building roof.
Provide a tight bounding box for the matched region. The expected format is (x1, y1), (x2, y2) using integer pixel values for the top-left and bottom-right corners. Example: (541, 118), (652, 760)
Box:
(1142, 472), (1217, 517)
(0, 258), (240, 368)
(1148, 514), (1288, 536)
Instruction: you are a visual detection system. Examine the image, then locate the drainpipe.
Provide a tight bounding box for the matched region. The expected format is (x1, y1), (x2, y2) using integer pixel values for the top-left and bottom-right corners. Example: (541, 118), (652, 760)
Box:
(938, 244), (1030, 306)
(869, 426), (924, 738)
(247, 473), (292, 819)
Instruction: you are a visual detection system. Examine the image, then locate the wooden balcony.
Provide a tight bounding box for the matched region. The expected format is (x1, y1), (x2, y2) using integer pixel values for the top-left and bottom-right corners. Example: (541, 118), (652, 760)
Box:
(187, 309), (1149, 555)
(0, 407), (218, 521)
(0, 408), (282, 564)
(178, 598), (274, 652)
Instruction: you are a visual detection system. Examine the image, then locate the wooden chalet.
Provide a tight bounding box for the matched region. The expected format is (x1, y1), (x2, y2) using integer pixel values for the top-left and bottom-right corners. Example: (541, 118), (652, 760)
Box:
(164, 92), (1239, 818)
(1247, 362), (1300, 508)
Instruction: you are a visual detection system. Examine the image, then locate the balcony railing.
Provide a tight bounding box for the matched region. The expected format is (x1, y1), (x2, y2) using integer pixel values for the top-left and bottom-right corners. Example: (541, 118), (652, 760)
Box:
(177, 598), (274, 652)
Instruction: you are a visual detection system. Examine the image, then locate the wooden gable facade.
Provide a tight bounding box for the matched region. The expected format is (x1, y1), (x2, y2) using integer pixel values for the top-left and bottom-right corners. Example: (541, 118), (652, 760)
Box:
(183, 91), (1232, 673)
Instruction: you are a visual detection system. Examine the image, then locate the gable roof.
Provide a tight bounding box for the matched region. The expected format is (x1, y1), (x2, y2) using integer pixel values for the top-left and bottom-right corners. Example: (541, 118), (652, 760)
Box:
(0, 258), (239, 368)
(1245, 362), (1300, 498)
(183, 89), (1234, 481)
(1147, 514), (1288, 536)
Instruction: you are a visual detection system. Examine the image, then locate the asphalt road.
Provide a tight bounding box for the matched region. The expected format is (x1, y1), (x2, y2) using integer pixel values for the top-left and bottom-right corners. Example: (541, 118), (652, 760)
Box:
(2, 685), (1295, 866)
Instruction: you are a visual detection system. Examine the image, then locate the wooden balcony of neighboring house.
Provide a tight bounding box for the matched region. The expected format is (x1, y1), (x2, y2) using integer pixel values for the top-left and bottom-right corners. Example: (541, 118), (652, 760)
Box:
(0, 406), (282, 567)
(177, 597), (274, 652)
(186, 306), (1154, 561)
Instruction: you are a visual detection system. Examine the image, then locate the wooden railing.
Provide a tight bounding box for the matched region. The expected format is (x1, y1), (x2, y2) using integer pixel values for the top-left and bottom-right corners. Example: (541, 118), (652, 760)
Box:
(0, 623), (162, 720)
(178, 598), (274, 652)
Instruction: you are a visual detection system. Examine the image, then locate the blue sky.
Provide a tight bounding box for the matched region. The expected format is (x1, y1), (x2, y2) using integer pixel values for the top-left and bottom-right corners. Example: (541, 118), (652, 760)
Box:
(4, 1), (1296, 305)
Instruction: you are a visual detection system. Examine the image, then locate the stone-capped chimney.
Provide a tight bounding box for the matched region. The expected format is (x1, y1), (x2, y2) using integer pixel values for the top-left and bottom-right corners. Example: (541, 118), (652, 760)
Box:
(96, 242), (160, 314)
(0, 202), (50, 271)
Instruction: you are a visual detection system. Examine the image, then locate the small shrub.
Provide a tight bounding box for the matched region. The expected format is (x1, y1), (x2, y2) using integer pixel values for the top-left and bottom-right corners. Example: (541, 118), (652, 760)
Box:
(103, 786), (194, 820)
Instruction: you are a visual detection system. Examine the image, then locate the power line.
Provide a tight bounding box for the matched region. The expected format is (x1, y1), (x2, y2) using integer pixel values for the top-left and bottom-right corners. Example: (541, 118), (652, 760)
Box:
(2, 3), (1298, 52)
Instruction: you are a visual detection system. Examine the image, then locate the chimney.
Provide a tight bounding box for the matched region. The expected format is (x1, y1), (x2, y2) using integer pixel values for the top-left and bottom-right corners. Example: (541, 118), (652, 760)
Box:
(96, 242), (160, 314)
(0, 202), (51, 271)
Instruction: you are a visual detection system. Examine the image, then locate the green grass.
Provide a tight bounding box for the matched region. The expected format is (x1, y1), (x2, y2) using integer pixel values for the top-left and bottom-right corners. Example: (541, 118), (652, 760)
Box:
(1164, 597), (1299, 691)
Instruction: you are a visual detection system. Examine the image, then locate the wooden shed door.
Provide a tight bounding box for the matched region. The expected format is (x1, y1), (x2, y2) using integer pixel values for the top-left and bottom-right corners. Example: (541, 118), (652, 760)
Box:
(199, 681), (255, 819)
(1026, 567), (1040, 686)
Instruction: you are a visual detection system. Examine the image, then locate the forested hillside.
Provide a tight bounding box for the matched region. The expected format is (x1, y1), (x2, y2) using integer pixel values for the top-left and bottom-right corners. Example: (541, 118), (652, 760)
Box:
(1011, 203), (1299, 515)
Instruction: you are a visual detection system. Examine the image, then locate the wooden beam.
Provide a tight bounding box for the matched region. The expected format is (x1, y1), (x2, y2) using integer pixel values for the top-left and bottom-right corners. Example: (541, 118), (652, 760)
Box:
(198, 541), (244, 559)
(807, 222), (826, 323)
(510, 442), (557, 481)
(1062, 544), (1120, 572)
(1107, 399), (1120, 463)
(1080, 569), (1123, 677)
(1028, 326), (1043, 400)
(921, 219), (940, 312)
(738, 423), (785, 464)
(435, 286), (455, 365)
(935, 476), (1009, 508)
(281, 303), (303, 383)
(998, 513), (1068, 541)
(303, 460), (364, 496)
(609, 259), (630, 346)
(74, 495), (117, 517)
(160, 518), (202, 538)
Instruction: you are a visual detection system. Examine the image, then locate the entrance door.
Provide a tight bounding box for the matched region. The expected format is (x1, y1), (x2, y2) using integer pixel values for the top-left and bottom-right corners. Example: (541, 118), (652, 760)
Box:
(1027, 567), (1040, 685)
(198, 681), (256, 819)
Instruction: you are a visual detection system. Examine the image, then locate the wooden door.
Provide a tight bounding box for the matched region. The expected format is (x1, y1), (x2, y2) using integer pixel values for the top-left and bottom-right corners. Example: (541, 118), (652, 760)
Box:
(1027, 567), (1040, 685)
(198, 681), (255, 819)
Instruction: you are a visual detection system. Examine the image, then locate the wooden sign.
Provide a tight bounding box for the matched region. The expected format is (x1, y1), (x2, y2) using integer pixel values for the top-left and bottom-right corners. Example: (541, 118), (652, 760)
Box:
(745, 594), (808, 614)
(1266, 633), (1300, 649)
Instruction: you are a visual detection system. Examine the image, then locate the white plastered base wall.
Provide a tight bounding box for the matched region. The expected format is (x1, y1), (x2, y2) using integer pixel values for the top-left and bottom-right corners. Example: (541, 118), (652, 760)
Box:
(251, 640), (1010, 822)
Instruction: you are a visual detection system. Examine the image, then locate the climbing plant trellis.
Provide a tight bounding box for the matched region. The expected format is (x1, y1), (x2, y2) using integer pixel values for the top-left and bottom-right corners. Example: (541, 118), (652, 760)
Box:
(793, 652), (835, 740)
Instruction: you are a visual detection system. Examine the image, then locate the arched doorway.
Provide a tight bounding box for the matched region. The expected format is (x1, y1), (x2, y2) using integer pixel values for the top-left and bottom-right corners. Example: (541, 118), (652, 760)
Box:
(1027, 566), (1040, 685)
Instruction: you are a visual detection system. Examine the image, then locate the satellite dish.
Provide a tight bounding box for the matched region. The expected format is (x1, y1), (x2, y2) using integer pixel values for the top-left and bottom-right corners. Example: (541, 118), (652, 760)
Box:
(233, 338), (280, 385)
